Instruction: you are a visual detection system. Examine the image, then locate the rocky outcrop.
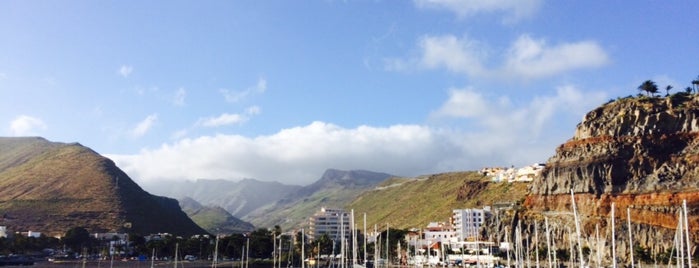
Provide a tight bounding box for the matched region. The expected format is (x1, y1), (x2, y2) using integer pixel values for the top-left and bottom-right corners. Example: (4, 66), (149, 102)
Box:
(531, 93), (699, 196)
(498, 93), (699, 265)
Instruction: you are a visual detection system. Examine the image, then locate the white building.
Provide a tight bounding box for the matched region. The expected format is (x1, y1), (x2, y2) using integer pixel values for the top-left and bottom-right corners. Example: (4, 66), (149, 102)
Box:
(422, 222), (458, 244)
(452, 207), (491, 241)
(308, 207), (351, 241)
(481, 163), (545, 183)
(512, 163), (545, 182)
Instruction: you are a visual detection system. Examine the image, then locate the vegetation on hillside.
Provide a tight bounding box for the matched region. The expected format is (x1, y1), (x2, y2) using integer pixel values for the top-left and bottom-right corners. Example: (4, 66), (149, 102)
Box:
(347, 171), (529, 229)
(0, 137), (206, 236)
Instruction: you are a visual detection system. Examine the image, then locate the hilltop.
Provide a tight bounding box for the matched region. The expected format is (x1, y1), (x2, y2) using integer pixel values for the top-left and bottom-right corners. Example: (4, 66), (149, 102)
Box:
(0, 137), (206, 237)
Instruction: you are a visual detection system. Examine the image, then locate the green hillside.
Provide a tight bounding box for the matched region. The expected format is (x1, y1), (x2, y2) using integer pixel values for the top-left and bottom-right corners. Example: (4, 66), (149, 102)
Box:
(347, 171), (529, 229)
(179, 197), (255, 235)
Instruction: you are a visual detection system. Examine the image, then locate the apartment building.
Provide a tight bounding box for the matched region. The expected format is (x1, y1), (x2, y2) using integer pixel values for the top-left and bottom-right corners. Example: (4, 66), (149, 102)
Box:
(307, 207), (351, 241)
(452, 207), (491, 241)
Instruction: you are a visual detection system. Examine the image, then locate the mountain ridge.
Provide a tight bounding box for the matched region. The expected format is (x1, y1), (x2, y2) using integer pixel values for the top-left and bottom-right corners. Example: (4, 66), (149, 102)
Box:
(179, 197), (255, 235)
(0, 137), (207, 237)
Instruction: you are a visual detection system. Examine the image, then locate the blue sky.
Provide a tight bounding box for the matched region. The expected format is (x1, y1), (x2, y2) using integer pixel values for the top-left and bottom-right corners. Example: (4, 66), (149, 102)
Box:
(1, 1), (697, 185)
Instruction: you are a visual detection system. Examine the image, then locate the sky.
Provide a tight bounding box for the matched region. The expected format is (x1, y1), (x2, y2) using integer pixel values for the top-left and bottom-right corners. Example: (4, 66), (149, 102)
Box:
(1, 1), (698, 186)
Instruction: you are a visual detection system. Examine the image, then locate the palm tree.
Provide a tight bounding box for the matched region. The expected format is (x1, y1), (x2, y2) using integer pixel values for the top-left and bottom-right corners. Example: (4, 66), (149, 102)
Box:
(666, 85), (673, 96)
(692, 78), (699, 93)
(638, 80), (659, 97)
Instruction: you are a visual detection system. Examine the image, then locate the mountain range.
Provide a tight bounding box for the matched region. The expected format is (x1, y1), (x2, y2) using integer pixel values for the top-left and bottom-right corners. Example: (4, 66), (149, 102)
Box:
(145, 168), (393, 230)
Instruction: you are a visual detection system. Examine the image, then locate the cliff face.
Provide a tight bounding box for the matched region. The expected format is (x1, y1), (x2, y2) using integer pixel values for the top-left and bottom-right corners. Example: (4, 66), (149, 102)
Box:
(531, 93), (699, 197)
(512, 94), (699, 265)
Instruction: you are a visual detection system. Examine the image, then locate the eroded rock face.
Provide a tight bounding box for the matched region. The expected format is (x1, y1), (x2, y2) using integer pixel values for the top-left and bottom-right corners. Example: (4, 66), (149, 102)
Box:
(532, 94), (699, 196)
(512, 94), (699, 265)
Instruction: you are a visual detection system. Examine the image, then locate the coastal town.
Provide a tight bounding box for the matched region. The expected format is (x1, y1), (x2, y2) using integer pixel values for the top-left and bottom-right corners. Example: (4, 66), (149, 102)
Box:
(0, 164), (546, 267)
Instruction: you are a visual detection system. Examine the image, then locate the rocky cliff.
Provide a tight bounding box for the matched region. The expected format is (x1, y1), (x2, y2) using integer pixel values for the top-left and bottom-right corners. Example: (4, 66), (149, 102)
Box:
(499, 93), (699, 266)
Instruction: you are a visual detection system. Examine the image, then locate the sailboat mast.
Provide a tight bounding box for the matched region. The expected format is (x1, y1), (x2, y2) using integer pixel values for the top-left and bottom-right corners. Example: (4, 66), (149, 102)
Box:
(386, 223), (390, 265)
(374, 224), (378, 265)
(212, 235), (220, 268)
(341, 214), (345, 268)
(611, 203), (617, 268)
(352, 209), (357, 266)
(535, 220), (540, 268)
(627, 207), (634, 268)
(174, 243), (179, 268)
(364, 213), (367, 265)
(595, 224), (601, 268)
(545, 218), (552, 268)
(683, 200), (692, 268)
(571, 189), (585, 268)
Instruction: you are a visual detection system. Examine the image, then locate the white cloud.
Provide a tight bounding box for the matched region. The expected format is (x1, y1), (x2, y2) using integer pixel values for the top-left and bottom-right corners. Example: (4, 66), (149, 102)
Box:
(118, 65), (133, 78)
(199, 113), (246, 127)
(420, 35), (488, 77)
(389, 34), (610, 81)
(9, 115), (47, 136)
(109, 122), (451, 185)
(173, 88), (186, 106)
(433, 88), (489, 118)
(502, 35), (610, 79)
(220, 77), (267, 103)
(197, 107), (260, 128)
(414, 0), (542, 23)
(131, 114), (158, 138)
(433, 85), (606, 136)
(109, 85), (606, 186)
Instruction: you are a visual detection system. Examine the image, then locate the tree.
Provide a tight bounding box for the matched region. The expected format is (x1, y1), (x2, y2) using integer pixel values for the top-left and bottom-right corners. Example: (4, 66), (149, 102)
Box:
(692, 78), (699, 93)
(249, 228), (273, 258)
(62, 227), (91, 253)
(128, 233), (147, 256)
(666, 85), (673, 96)
(313, 233), (333, 257)
(638, 80), (659, 96)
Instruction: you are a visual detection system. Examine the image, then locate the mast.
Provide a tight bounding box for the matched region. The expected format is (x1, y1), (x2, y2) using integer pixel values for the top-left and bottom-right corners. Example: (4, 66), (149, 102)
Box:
(683, 200), (692, 268)
(341, 213), (345, 268)
(571, 189), (585, 268)
(174, 243), (179, 268)
(352, 209), (357, 266)
(611, 203), (617, 268)
(595, 224), (601, 268)
(535, 220), (540, 268)
(212, 235), (220, 268)
(151, 248), (156, 268)
(386, 223), (390, 265)
(364, 213), (367, 265)
(374, 224), (378, 266)
(545, 218), (552, 268)
(627, 207), (634, 268)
